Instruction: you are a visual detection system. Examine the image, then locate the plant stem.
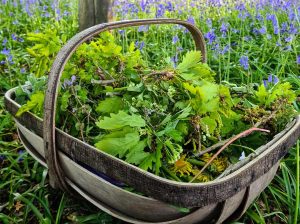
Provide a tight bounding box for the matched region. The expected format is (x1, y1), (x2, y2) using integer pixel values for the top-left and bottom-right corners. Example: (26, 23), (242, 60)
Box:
(190, 127), (270, 183)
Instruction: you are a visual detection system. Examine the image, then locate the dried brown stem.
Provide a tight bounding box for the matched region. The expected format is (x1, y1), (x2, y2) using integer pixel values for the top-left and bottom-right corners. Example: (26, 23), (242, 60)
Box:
(189, 127), (270, 183)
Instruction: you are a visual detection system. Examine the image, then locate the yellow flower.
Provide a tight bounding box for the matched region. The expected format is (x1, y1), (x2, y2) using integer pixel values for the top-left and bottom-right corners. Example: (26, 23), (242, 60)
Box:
(200, 153), (228, 174)
(191, 169), (212, 182)
(171, 155), (193, 176)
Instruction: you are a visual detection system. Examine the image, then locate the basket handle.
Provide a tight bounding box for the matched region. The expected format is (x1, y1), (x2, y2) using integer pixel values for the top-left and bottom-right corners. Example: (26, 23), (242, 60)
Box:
(43, 18), (207, 191)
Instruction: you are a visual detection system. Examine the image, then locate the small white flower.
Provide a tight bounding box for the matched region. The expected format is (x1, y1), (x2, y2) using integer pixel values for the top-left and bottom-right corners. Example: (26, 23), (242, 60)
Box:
(239, 151), (246, 161)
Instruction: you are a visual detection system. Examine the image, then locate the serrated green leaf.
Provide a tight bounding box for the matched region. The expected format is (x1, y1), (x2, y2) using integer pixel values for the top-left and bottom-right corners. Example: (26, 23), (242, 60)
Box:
(200, 116), (217, 134)
(96, 111), (146, 130)
(96, 97), (124, 114)
(16, 91), (44, 117)
(139, 152), (156, 171)
(177, 51), (202, 73)
(95, 131), (140, 157)
(125, 140), (149, 165)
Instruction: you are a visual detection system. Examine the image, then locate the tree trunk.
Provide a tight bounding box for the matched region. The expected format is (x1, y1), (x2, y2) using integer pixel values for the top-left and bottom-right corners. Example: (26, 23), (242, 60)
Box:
(78, 0), (111, 32)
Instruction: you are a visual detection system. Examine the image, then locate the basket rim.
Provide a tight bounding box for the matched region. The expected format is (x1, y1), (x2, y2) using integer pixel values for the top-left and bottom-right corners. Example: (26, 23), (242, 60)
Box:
(5, 86), (300, 207)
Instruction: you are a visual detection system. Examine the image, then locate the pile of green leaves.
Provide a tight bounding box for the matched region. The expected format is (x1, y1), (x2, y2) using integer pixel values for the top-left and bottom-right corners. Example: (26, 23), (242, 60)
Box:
(15, 32), (297, 183)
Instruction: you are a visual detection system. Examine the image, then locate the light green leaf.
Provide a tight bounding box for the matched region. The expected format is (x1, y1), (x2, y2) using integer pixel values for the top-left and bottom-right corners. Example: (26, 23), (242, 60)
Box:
(96, 111), (146, 130)
(60, 91), (71, 112)
(200, 116), (217, 134)
(96, 97), (124, 114)
(139, 153), (156, 171)
(177, 51), (202, 73)
(95, 131), (140, 158)
(16, 91), (44, 117)
(125, 140), (149, 165)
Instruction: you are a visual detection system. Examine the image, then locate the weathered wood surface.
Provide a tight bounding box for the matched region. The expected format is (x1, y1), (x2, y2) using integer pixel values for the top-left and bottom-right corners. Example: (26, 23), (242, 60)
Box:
(16, 118), (280, 223)
(5, 87), (300, 210)
(78, 0), (111, 31)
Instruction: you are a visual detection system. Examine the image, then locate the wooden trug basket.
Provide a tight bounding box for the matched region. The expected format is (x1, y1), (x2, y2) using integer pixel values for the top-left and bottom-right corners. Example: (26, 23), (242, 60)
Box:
(5, 19), (300, 224)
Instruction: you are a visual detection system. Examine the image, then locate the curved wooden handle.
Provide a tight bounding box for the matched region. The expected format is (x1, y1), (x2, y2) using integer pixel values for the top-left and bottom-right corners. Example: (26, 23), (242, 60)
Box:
(43, 19), (207, 191)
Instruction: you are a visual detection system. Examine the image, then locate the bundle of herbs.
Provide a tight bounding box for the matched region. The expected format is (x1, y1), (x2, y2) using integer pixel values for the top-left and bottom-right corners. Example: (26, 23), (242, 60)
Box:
(15, 32), (297, 183)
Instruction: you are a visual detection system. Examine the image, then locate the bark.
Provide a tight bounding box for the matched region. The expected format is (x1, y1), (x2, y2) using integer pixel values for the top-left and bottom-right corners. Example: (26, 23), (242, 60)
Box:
(78, 0), (111, 31)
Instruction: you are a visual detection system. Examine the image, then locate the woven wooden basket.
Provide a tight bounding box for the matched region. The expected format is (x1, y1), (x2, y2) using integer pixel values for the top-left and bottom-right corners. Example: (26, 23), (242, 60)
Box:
(5, 19), (300, 224)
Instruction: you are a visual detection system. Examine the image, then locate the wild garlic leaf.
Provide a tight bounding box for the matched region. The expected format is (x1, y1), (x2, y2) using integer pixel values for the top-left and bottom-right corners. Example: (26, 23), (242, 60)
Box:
(96, 110), (146, 130)
(96, 97), (124, 114)
(95, 131), (140, 158)
(176, 51), (202, 73)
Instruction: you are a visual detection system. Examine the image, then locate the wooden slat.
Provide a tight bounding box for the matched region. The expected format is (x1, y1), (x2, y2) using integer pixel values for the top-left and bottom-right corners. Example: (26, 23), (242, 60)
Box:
(5, 85), (300, 208)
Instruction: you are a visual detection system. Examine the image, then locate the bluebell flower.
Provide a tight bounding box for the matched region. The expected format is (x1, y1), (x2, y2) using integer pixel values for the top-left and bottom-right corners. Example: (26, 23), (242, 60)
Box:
(20, 68), (26, 73)
(252, 28), (260, 35)
(255, 13), (264, 21)
(297, 55), (300, 65)
(220, 45), (230, 55)
(239, 55), (249, 70)
(171, 53), (178, 68)
(18, 150), (25, 162)
(177, 47), (183, 52)
(62, 75), (76, 89)
(139, 41), (145, 50)
(289, 11), (296, 21)
(138, 25), (149, 32)
(2, 38), (7, 46)
(220, 22), (228, 36)
(1, 48), (10, 56)
(187, 16), (195, 25)
(165, 1), (173, 12)
(156, 4), (165, 17)
(283, 45), (292, 51)
(204, 29), (216, 44)
(135, 40), (139, 48)
(11, 34), (17, 41)
(289, 24), (298, 35)
(280, 22), (288, 34)
(118, 29), (125, 36)
(235, 3), (246, 11)
(259, 26), (267, 35)
(285, 36), (293, 43)
(263, 74), (279, 87)
(172, 35), (179, 44)
(140, 0), (147, 12)
(206, 18), (212, 28)
(12, 20), (19, 25)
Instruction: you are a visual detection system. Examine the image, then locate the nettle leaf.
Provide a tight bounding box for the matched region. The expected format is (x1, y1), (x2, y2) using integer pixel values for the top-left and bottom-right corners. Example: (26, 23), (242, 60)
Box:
(96, 110), (146, 130)
(95, 131), (140, 157)
(96, 97), (124, 114)
(16, 91), (44, 117)
(176, 51), (202, 73)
